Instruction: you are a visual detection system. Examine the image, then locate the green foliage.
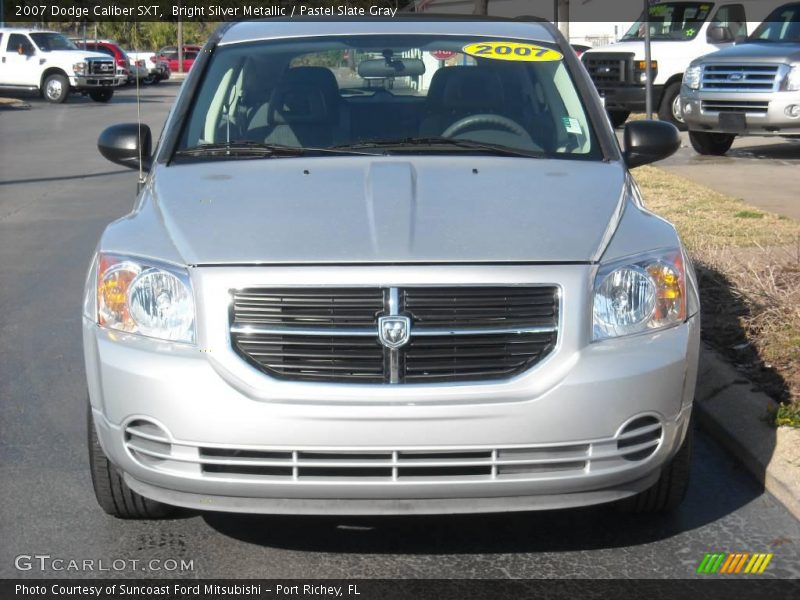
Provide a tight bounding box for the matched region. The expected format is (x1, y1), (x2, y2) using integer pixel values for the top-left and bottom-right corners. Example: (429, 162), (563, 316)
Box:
(773, 403), (800, 428)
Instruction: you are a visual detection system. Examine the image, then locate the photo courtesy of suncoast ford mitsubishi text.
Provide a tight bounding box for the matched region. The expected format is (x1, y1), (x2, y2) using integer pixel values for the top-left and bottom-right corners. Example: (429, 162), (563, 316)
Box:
(84, 17), (698, 519)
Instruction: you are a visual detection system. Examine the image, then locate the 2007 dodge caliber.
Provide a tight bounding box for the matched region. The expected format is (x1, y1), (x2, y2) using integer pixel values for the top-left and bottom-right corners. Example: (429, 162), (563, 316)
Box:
(85, 18), (698, 518)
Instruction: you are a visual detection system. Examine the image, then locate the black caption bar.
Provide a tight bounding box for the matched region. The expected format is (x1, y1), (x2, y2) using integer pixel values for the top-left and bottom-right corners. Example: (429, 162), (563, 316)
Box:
(12, 0), (798, 24)
(4, 579), (800, 600)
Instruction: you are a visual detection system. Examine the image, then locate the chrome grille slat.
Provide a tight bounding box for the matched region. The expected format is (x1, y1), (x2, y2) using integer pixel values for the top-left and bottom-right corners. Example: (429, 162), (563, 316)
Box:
(231, 286), (559, 384)
(701, 64), (781, 92)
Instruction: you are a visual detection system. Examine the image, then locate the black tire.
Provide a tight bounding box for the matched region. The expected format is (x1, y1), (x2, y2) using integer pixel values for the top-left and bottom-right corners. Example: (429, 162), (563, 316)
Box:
(142, 74), (157, 85)
(42, 73), (70, 104)
(617, 421), (692, 513)
(607, 110), (631, 129)
(689, 131), (736, 155)
(87, 401), (174, 519)
(658, 82), (687, 131)
(89, 89), (114, 103)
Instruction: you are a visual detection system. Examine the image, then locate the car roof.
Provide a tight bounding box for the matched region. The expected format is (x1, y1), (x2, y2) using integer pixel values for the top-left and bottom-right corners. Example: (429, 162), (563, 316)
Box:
(218, 19), (557, 47)
(0, 28), (59, 35)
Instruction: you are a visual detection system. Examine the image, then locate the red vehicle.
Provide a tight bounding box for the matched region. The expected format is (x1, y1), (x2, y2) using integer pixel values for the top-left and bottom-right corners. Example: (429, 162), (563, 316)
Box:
(158, 45), (201, 73)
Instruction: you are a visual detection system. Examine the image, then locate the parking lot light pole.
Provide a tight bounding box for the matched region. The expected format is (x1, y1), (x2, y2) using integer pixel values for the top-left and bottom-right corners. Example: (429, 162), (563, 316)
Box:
(644, 0), (654, 119)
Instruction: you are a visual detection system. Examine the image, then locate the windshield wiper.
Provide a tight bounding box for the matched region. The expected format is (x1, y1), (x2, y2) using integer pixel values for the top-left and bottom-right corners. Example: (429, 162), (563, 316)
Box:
(174, 141), (377, 159)
(333, 137), (544, 158)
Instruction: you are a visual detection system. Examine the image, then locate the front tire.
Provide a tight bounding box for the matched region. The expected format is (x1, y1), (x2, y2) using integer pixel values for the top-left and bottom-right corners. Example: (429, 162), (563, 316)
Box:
(617, 421), (692, 513)
(689, 131), (736, 155)
(658, 82), (687, 131)
(89, 89), (114, 103)
(87, 402), (174, 519)
(607, 110), (631, 129)
(42, 73), (69, 103)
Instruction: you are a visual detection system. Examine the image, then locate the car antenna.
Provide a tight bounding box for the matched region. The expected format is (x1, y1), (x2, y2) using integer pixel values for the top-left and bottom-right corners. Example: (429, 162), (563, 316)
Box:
(134, 24), (145, 187)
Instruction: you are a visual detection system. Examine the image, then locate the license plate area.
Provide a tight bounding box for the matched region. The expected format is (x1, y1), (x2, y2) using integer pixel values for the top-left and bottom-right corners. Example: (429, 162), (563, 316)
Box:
(718, 112), (746, 132)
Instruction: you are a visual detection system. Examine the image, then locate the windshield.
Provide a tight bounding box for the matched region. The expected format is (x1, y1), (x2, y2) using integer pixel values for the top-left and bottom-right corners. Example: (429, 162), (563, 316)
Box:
(30, 33), (78, 52)
(749, 3), (800, 42)
(622, 2), (714, 41)
(177, 34), (600, 160)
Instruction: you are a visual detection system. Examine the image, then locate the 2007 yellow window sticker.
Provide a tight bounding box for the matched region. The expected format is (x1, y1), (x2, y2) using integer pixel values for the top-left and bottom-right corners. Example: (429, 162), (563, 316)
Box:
(462, 41), (563, 62)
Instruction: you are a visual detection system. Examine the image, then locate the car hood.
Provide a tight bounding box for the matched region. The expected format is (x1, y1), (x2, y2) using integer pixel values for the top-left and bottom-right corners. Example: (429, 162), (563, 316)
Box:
(147, 156), (625, 265)
(46, 49), (109, 61)
(697, 42), (800, 63)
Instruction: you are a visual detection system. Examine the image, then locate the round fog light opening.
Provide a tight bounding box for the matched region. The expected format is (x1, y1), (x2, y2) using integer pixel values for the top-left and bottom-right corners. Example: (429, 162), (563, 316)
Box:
(683, 103), (693, 115)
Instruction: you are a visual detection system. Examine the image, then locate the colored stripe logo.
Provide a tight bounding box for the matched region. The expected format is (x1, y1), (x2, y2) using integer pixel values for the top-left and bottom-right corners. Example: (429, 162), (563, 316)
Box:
(697, 552), (773, 574)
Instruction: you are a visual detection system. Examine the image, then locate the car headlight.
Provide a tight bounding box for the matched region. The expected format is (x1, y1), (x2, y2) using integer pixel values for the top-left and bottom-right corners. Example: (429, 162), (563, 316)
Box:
(782, 65), (800, 92)
(683, 65), (702, 90)
(593, 249), (689, 341)
(73, 61), (87, 75)
(96, 254), (195, 343)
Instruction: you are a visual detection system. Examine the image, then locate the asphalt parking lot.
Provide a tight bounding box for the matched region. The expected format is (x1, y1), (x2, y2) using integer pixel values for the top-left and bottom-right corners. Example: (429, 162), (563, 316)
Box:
(1, 84), (799, 579)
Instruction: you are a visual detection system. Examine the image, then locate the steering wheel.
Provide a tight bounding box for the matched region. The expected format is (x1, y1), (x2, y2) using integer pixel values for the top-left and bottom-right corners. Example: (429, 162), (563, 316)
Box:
(442, 113), (529, 139)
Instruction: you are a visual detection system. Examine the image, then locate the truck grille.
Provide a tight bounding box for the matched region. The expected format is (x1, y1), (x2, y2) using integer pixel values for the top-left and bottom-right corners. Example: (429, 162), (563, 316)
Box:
(230, 286), (559, 384)
(88, 59), (115, 76)
(701, 100), (770, 114)
(582, 53), (630, 84)
(701, 64), (781, 92)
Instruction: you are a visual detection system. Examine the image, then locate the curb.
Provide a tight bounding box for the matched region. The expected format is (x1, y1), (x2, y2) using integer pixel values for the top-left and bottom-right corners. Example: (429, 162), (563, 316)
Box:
(695, 344), (800, 520)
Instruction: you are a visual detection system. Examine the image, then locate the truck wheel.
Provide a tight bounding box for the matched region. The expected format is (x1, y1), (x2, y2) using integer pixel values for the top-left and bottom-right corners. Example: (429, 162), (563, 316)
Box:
(607, 110), (630, 129)
(658, 82), (687, 131)
(142, 74), (157, 85)
(87, 401), (174, 519)
(89, 89), (114, 103)
(617, 420), (692, 513)
(43, 73), (70, 103)
(689, 131), (735, 155)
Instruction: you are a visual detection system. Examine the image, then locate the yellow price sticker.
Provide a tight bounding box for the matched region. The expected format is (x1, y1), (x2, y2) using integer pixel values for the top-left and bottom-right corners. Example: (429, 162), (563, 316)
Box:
(462, 41), (563, 62)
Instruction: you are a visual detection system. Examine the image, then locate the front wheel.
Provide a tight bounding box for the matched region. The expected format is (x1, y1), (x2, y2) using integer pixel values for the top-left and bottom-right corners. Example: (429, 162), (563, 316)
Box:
(89, 89), (114, 103)
(42, 73), (70, 103)
(87, 401), (174, 519)
(607, 110), (631, 129)
(142, 74), (157, 85)
(689, 131), (736, 155)
(658, 82), (687, 131)
(617, 421), (692, 513)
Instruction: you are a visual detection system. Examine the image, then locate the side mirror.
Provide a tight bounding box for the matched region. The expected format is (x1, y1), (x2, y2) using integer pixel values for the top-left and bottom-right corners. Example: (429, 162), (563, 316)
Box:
(98, 123), (152, 171)
(623, 120), (681, 169)
(707, 25), (734, 43)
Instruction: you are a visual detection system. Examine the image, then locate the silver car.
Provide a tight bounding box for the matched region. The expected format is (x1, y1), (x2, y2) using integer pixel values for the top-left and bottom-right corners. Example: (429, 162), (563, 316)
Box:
(85, 18), (697, 518)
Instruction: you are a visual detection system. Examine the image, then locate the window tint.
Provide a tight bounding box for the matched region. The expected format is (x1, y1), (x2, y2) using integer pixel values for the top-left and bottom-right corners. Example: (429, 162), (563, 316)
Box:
(7, 34), (34, 54)
(750, 4), (800, 42)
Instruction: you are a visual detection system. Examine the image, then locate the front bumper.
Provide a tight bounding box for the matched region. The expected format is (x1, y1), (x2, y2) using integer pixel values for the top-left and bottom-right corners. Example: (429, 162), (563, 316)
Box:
(70, 75), (124, 89)
(596, 84), (663, 112)
(84, 265), (699, 515)
(682, 87), (800, 135)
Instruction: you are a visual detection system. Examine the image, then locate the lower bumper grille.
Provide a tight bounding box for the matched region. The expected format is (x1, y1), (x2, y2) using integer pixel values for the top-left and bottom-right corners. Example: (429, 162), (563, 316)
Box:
(702, 100), (769, 114)
(123, 416), (664, 484)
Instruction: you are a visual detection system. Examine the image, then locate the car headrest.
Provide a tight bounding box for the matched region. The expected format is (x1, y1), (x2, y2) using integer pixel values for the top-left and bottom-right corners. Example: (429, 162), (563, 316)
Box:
(441, 67), (506, 112)
(267, 67), (340, 125)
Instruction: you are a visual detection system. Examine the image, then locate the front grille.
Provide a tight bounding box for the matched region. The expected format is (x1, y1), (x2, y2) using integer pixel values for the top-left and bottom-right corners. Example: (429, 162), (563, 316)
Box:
(701, 100), (770, 114)
(701, 64), (781, 92)
(88, 59), (115, 76)
(230, 286), (559, 384)
(582, 53), (630, 84)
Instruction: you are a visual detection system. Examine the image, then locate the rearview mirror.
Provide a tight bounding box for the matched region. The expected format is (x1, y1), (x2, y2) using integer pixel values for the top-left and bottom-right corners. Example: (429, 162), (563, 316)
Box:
(707, 25), (734, 43)
(358, 58), (426, 79)
(623, 120), (680, 169)
(98, 123), (152, 171)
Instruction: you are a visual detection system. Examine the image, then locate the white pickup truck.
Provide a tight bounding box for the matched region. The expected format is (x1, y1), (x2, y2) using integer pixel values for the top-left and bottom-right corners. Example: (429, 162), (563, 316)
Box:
(0, 28), (124, 103)
(581, 1), (776, 129)
(127, 50), (171, 85)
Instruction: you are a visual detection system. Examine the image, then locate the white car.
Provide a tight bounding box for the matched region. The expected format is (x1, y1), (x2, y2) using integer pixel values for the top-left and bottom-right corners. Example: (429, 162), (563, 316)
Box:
(0, 28), (124, 103)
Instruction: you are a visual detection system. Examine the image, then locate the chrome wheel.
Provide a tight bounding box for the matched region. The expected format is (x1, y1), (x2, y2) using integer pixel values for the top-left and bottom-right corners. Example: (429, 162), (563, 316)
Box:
(45, 78), (63, 101)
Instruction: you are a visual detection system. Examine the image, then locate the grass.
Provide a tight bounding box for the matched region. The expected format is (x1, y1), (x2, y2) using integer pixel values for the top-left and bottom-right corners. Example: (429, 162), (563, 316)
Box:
(634, 166), (800, 426)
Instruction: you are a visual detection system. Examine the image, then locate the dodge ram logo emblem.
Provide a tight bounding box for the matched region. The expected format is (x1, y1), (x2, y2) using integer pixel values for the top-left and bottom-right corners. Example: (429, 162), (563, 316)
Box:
(378, 316), (410, 349)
